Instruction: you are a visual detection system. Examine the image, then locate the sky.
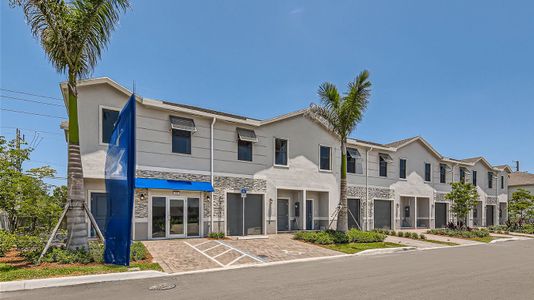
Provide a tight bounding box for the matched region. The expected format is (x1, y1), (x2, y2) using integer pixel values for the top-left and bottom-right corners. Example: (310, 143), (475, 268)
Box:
(1, 0), (534, 187)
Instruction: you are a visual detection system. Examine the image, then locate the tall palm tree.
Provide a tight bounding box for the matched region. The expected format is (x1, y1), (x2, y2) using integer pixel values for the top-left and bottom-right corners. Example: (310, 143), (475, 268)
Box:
(11, 0), (129, 249)
(310, 70), (371, 232)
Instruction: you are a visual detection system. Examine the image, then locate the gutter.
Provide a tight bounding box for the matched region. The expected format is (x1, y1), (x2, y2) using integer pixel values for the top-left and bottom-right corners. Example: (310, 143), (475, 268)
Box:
(366, 147), (372, 230)
(210, 117), (217, 233)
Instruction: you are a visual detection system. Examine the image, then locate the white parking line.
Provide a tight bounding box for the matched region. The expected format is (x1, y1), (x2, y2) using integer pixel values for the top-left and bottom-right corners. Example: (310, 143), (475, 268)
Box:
(184, 240), (265, 268)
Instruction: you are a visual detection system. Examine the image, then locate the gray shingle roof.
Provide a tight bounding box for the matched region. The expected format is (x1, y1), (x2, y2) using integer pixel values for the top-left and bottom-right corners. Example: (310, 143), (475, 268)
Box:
(384, 136), (419, 148)
(509, 172), (534, 187)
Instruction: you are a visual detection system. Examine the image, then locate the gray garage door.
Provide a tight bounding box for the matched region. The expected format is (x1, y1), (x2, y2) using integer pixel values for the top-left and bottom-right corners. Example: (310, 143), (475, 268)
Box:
(227, 193), (263, 236)
(348, 199), (361, 229)
(374, 200), (392, 230)
(435, 203), (447, 228)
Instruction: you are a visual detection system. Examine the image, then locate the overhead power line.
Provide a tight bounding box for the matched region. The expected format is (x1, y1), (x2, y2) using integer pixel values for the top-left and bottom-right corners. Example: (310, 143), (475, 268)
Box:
(0, 88), (62, 101)
(0, 95), (64, 107)
(1, 108), (67, 120)
(0, 126), (63, 136)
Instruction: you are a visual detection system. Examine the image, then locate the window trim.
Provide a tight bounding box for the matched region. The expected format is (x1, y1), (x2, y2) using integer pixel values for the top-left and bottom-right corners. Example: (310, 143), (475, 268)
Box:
(399, 158), (407, 179)
(98, 105), (121, 146)
(472, 170), (477, 186)
(439, 163), (447, 184)
(346, 147), (363, 175)
(319, 144), (332, 172)
(424, 162), (432, 182)
(501, 175), (505, 189)
(273, 137), (289, 167)
(488, 172), (494, 189)
(237, 139), (253, 162)
(379, 154), (388, 177)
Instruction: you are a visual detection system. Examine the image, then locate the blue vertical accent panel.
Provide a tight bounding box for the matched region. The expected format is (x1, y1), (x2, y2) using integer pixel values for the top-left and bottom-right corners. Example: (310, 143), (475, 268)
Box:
(104, 94), (136, 266)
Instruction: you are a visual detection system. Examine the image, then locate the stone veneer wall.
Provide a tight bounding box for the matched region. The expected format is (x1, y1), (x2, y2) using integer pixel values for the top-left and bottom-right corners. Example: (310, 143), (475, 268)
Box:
(135, 169), (267, 230)
(347, 185), (395, 230)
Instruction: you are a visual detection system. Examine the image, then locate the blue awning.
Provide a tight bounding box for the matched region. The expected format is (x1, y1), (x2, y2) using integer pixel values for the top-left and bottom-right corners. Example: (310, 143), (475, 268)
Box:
(135, 178), (214, 192)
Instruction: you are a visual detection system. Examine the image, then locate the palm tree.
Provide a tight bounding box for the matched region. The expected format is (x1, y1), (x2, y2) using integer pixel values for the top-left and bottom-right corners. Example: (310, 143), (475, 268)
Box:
(310, 70), (371, 232)
(11, 0), (129, 249)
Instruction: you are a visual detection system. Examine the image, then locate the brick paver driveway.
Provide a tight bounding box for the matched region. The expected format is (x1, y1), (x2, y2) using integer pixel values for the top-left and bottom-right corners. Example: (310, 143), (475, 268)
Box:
(143, 234), (339, 273)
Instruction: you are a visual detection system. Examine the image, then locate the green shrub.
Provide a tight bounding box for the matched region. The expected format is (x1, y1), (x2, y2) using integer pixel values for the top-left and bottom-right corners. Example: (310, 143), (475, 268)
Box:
(42, 247), (92, 264)
(389, 230), (396, 236)
(427, 228), (490, 239)
(89, 241), (104, 263)
(14, 235), (45, 263)
(0, 230), (15, 257)
(130, 241), (148, 261)
(419, 234), (426, 240)
(208, 232), (225, 239)
(410, 232), (419, 239)
(325, 230), (349, 244)
(347, 229), (386, 243)
(294, 231), (318, 243)
(313, 231), (335, 244)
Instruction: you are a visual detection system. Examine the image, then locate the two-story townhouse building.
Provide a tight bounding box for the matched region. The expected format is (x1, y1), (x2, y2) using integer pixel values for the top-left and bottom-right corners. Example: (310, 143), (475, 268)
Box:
(60, 77), (511, 240)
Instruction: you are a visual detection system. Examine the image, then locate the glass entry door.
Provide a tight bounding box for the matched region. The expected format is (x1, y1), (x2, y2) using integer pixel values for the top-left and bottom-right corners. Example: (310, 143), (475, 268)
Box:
(151, 196), (200, 238)
(168, 199), (185, 238)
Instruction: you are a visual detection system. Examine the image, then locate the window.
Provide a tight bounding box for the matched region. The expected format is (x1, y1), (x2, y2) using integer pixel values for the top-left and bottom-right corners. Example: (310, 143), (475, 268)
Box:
(379, 154), (389, 177)
(347, 148), (362, 174)
(238, 140), (253, 161)
(501, 176), (504, 189)
(472, 170), (477, 186)
(399, 159), (407, 179)
(424, 163), (431, 182)
(488, 172), (493, 189)
(236, 128), (257, 161)
(439, 164), (447, 184)
(320, 146), (331, 170)
(170, 116), (195, 154)
(172, 129), (191, 154)
(274, 138), (288, 166)
(460, 168), (466, 183)
(101, 108), (119, 144)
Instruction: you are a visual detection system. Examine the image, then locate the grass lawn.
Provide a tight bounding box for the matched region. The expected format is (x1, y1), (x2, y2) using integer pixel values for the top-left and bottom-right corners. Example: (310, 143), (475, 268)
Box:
(324, 242), (403, 254)
(424, 239), (459, 246)
(0, 262), (162, 282)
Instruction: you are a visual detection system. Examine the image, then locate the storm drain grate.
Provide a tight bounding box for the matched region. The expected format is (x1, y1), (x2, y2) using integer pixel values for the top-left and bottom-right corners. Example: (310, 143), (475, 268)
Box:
(149, 283), (176, 291)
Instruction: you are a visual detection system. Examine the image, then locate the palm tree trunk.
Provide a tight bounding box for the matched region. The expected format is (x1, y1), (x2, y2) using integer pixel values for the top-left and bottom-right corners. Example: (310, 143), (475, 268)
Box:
(337, 141), (349, 232)
(66, 74), (88, 250)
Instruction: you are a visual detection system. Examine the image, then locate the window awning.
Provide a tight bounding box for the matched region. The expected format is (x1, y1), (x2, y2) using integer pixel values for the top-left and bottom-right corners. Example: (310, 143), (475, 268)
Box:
(236, 128), (258, 143)
(170, 116), (196, 132)
(460, 167), (471, 175)
(135, 178), (214, 192)
(347, 148), (361, 159)
(379, 153), (393, 163)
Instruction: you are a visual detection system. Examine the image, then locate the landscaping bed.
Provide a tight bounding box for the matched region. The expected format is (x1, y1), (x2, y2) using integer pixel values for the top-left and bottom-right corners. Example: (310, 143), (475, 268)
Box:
(0, 231), (162, 282)
(293, 229), (405, 254)
(427, 228), (495, 243)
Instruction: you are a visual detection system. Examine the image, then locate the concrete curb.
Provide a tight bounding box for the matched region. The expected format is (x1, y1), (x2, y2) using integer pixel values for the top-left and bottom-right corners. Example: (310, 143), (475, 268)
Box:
(489, 237), (526, 244)
(0, 270), (167, 293)
(356, 246), (416, 256)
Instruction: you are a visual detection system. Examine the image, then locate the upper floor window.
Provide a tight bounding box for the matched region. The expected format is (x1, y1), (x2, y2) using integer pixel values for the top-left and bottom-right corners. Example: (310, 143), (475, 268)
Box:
(399, 159), (407, 179)
(460, 167), (466, 183)
(237, 128), (257, 162)
(472, 170), (477, 186)
(101, 107), (119, 144)
(379, 153), (392, 177)
(501, 176), (504, 189)
(320, 145), (331, 171)
(347, 148), (363, 174)
(170, 116), (196, 154)
(172, 130), (191, 154)
(424, 163), (431, 182)
(274, 138), (288, 166)
(439, 164), (447, 183)
(488, 172), (493, 189)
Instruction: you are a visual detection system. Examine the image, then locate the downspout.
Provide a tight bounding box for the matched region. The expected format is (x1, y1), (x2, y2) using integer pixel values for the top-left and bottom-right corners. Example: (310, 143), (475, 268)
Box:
(210, 117), (217, 233)
(366, 147), (372, 231)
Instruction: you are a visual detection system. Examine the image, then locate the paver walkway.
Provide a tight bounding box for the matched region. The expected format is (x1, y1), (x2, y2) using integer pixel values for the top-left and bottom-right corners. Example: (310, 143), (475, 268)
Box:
(384, 236), (443, 249)
(143, 234), (339, 273)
